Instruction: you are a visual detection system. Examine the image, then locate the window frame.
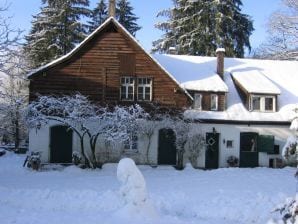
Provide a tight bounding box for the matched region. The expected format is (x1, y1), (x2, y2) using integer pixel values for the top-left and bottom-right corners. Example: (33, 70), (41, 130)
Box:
(210, 94), (218, 111)
(194, 93), (202, 110)
(124, 133), (138, 152)
(120, 76), (135, 101)
(137, 77), (152, 101)
(250, 95), (276, 112)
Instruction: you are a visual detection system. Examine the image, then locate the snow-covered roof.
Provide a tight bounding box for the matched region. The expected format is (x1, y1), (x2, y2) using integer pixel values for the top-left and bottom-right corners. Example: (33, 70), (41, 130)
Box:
(232, 70), (281, 94)
(153, 55), (228, 92)
(27, 17), (193, 101)
(153, 55), (298, 122)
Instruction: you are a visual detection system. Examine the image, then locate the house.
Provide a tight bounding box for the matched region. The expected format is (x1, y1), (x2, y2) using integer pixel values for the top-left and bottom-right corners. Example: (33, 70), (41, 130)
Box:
(27, 17), (298, 168)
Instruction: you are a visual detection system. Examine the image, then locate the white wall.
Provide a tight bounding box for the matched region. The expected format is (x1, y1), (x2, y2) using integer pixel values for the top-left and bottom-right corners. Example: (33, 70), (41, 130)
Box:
(29, 121), (291, 167)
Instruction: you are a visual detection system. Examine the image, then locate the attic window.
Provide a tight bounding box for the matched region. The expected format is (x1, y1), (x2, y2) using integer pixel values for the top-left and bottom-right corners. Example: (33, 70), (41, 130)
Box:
(194, 94), (202, 110)
(137, 78), (152, 101)
(250, 95), (275, 112)
(120, 77), (134, 101)
(210, 94), (218, 111)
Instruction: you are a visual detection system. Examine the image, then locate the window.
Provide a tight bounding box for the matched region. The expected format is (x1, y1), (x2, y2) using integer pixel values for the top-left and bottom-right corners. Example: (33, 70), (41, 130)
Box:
(194, 94), (202, 110)
(265, 97), (274, 111)
(124, 133), (138, 152)
(120, 77), (134, 101)
(210, 94), (218, 111)
(252, 96), (261, 111)
(250, 95), (275, 112)
(226, 140), (234, 148)
(137, 78), (152, 101)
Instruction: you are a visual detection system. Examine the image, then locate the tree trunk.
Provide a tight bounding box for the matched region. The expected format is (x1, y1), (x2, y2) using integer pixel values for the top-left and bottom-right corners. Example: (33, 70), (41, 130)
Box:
(14, 110), (20, 150)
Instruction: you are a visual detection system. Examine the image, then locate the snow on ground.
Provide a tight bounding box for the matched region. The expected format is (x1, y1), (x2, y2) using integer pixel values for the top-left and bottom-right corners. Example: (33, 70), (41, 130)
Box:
(0, 152), (296, 224)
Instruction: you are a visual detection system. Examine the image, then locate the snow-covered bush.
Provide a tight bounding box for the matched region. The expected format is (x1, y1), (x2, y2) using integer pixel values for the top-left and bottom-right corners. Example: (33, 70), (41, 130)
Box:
(23, 151), (41, 171)
(161, 116), (204, 170)
(116, 158), (157, 218)
(72, 152), (82, 166)
(26, 94), (148, 168)
(227, 156), (239, 167)
(271, 114), (298, 223)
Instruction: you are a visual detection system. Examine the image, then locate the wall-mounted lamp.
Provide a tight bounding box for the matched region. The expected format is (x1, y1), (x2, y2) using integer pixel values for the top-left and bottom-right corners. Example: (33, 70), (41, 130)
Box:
(212, 127), (217, 134)
(223, 139), (226, 144)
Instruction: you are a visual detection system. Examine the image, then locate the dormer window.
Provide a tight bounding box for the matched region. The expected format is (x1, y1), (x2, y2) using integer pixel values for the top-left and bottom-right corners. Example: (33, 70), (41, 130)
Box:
(250, 95), (276, 112)
(194, 94), (202, 110)
(211, 94), (218, 111)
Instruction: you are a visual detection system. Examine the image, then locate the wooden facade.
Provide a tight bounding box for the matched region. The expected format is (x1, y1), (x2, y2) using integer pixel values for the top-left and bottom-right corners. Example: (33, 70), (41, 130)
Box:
(29, 19), (192, 109)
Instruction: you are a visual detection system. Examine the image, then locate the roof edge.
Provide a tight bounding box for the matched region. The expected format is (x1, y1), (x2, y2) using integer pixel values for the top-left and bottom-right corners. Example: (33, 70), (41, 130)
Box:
(27, 17), (193, 101)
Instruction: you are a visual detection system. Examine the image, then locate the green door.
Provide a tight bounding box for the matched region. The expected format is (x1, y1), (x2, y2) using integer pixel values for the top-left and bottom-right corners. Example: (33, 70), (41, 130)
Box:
(158, 129), (177, 165)
(205, 133), (219, 169)
(239, 132), (259, 167)
(50, 126), (73, 163)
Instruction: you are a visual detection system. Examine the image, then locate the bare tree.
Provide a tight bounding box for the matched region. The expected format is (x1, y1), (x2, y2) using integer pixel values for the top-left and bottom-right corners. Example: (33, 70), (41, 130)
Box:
(254, 0), (298, 60)
(0, 2), (28, 149)
(27, 94), (148, 168)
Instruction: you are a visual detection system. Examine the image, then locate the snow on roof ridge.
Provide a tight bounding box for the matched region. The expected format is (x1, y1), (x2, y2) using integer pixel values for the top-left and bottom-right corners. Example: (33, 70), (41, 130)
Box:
(27, 17), (193, 101)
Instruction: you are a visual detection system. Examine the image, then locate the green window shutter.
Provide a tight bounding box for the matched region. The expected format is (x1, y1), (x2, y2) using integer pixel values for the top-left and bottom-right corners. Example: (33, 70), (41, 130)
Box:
(258, 135), (274, 153)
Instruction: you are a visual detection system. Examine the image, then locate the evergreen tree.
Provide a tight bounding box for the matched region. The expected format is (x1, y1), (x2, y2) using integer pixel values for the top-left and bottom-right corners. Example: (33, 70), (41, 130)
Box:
(116, 0), (141, 36)
(24, 5), (62, 68)
(153, 0), (254, 58)
(24, 0), (91, 68)
(88, 0), (108, 33)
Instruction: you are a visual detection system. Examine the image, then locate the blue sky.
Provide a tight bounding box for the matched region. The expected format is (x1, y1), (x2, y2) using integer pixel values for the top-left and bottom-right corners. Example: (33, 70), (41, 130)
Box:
(5, 0), (282, 53)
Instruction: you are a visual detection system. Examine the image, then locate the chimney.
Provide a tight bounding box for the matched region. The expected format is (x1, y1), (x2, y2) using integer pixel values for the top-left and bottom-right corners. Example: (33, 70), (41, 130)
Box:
(108, 0), (116, 17)
(216, 48), (225, 79)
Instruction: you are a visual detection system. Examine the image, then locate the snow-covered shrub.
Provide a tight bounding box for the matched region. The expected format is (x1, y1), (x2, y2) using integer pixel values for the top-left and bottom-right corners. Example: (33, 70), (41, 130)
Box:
(26, 94), (148, 169)
(271, 197), (298, 224)
(116, 158), (157, 218)
(227, 156), (239, 167)
(23, 151), (41, 171)
(72, 152), (82, 166)
(271, 114), (298, 223)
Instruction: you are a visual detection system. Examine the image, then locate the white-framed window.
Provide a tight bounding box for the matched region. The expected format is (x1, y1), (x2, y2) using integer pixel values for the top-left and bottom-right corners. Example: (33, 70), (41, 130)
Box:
(124, 133), (138, 152)
(264, 96), (274, 111)
(194, 94), (202, 110)
(120, 77), (134, 101)
(137, 77), (152, 101)
(210, 94), (218, 111)
(250, 95), (275, 112)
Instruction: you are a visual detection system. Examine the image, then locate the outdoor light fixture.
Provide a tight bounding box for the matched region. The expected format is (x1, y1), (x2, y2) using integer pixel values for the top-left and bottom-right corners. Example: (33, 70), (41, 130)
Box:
(212, 127), (217, 134)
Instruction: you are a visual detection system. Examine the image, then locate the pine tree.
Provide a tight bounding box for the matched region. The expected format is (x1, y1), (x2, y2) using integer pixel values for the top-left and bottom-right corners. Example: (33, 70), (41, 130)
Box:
(88, 0), (108, 33)
(153, 0), (254, 58)
(116, 0), (141, 36)
(24, 5), (62, 68)
(24, 0), (91, 68)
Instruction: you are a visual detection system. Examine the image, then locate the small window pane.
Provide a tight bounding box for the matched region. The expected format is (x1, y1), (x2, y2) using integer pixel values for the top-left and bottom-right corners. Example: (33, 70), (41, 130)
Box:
(211, 95), (218, 110)
(252, 97), (261, 110)
(194, 94), (202, 109)
(265, 98), (273, 111)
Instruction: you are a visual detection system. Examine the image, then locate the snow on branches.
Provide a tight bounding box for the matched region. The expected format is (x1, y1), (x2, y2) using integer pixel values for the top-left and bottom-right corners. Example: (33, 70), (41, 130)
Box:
(26, 94), (148, 168)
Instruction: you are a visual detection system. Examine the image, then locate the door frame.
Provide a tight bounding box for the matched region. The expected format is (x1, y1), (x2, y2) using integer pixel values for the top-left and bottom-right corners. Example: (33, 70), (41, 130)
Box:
(205, 132), (220, 169)
(49, 125), (73, 163)
(158, 128), (177, 165)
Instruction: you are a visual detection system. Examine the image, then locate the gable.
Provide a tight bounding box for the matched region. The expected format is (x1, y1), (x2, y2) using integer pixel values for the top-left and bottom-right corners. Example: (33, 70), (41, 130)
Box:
(28, 18), (192, 108)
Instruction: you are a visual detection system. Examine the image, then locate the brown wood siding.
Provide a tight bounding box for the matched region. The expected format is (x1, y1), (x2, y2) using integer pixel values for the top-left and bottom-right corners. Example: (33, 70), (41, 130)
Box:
(29, 24), (191, 110)
(188, 90), (226, 111)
